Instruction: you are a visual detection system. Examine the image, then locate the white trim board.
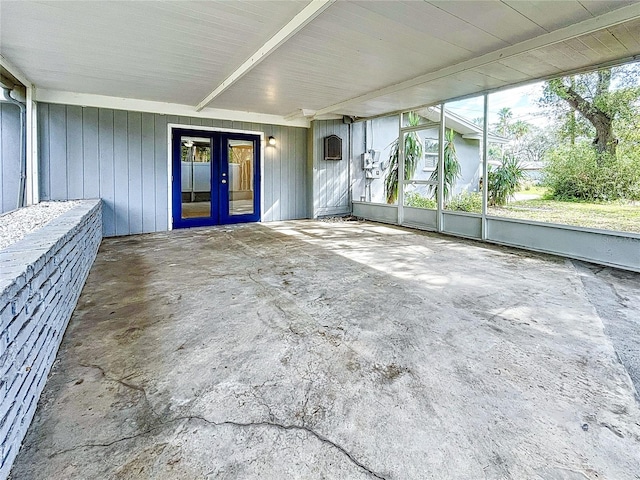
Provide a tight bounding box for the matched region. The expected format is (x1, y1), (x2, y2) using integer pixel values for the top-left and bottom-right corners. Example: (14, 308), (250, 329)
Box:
(166, 123), (266, 231)
(35, 89), (310, 128)
(0, 54), (33, 88)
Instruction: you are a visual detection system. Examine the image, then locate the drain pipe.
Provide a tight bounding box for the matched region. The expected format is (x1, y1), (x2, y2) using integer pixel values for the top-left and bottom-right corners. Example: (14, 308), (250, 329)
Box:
(2, 86), (27, 209)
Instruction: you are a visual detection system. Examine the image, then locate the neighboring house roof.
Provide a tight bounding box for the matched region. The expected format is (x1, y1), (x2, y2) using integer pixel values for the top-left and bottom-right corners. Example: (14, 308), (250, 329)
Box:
(416, 106), (509, 144)
(520, 161), (545, 170)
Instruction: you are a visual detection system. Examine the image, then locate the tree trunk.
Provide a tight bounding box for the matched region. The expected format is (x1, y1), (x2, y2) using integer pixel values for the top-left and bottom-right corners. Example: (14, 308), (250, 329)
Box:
(591, 114), (616, 158)
(550, 71), (617, 160)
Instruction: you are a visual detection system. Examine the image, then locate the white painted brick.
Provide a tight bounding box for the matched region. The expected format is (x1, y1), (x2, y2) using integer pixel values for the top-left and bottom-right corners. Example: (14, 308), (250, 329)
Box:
(0, 305), (14, 333)
(0, 200), (102, 480)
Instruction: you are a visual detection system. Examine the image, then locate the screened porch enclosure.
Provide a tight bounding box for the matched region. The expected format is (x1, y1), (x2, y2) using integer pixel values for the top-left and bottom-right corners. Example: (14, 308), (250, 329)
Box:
(3, 1), (640, 478)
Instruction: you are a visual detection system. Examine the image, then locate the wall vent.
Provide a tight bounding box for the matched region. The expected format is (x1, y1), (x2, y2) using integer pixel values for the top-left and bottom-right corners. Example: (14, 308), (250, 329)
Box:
(324, 135), (342, 161)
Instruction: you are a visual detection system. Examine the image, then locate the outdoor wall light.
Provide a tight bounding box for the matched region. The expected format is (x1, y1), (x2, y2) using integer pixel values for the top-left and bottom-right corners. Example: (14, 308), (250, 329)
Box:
(268, 136), (276, 146)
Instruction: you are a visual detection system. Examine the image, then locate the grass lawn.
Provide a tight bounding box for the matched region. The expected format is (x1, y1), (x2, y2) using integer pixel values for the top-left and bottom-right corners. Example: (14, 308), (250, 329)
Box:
(489, 198), (640, 233)
(517, 185), (549, 197)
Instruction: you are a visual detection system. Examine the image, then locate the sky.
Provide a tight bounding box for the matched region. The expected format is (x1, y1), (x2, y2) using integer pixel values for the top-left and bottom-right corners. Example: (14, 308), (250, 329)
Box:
(445, 82), (552, 130)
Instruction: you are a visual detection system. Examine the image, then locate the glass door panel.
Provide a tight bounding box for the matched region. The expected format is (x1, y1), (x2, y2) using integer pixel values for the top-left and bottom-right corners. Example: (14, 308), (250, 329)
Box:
(180, 135), (211, 219)
(227, 140), (254, 216)
(172, 128), (260, 229)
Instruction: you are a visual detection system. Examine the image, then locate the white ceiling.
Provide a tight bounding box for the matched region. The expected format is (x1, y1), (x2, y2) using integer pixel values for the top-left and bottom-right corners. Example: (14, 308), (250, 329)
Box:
(2, 0), (640, 122)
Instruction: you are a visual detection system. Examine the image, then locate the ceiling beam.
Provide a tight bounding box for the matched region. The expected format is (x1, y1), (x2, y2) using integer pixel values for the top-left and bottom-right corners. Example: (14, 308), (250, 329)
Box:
(314, 2), (640, 116)
(196, 0), (335, 112)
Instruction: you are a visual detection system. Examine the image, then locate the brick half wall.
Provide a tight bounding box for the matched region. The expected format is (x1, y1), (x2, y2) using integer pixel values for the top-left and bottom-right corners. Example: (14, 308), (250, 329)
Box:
(0, 199), (102, 479)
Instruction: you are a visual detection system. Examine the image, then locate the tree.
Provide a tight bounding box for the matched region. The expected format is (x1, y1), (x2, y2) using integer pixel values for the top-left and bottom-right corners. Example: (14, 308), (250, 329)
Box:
(495, 107), (513, 136)
(514, 127), (554, 164)
(541, 64), (640, 160)
(510, 120), (530, 141)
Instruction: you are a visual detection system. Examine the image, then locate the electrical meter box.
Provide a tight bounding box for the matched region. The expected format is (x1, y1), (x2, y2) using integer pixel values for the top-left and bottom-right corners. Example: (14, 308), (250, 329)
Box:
(362, 150), (383, 178)
(362, 150), (381, 169)
(365, 166), (383, 179)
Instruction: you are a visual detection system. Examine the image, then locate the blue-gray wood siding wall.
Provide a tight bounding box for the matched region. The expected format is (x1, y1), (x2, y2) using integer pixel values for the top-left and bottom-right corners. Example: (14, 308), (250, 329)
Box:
(0, 102), (21, 214)
(38, 103), (308, 236)
(311, 120), (351, 217)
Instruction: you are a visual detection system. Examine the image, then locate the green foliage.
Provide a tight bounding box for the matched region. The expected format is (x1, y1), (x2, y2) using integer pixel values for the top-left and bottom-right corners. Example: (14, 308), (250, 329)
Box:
(543, 143), (640, 201)
(542, 66), (640, 125)
(514, 127), (554, 164)
(446, 191), (482, 213)
(540, 64), (640, 158)
(428, 128), (461, 202)
(488, 155), (525, 206)
(404, 192), (436, 209)
(385, 112), (422, 204)
(494, 107), (513, 136)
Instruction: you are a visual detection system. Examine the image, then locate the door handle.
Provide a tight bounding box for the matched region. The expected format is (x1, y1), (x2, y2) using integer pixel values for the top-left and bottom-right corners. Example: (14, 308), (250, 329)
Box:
(221, 179), (227, 184)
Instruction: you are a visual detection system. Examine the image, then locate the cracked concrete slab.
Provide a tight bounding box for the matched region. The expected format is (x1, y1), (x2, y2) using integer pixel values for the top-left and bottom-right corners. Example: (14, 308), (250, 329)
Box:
(9, 220), (640, 479)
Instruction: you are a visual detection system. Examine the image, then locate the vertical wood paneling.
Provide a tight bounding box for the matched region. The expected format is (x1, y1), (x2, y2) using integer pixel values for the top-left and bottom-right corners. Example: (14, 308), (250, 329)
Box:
(38, 104), (50, 202)
(66, 106), (83, 199)
(273, 125), (282, 221)
(82, 107), (100, 198)
(306, 127), (314, 218)
(317, 121), (326, 213)
(141, 113), (156, 233)
(284, 126), (293, 220)
(267, 125), (277, 222)
(296, 127), (304, 218)
(0, 103), (21, 213)
(312, 119), (350, 217)
(113, 110), (129, 236)
(38, 103), (309, 235)
(127, 112), (143, 233)
(154, 114), (169, 232)
(98, 109), (115, 236)
(48, 104), (68, 200)
(313, 122), (320, 214)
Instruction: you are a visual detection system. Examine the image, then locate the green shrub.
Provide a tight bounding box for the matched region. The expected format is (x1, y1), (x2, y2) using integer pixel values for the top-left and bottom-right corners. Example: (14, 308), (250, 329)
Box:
(405, 192), (436, 209)
(446, 191), (482, 213)
(488, 155), (525, 206)
(544, 143), (640, 201)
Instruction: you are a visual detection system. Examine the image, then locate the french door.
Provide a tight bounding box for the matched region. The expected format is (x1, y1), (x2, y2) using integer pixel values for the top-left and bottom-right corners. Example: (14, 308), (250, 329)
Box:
(171, 129), (261, 228)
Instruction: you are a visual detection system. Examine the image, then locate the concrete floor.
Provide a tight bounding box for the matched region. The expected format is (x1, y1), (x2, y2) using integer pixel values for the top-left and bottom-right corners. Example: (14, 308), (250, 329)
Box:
(10, 220), (640, 479)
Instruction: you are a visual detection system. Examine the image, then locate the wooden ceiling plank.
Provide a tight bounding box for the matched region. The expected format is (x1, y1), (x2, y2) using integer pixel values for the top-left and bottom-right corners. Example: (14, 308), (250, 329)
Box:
(314, 3), (640, 116)
(354, 0), (509, 53)
(608, 24), (640, 50)
(562, 37), (607, 64)
(503, 1), (591, 32)
(428, 0), (546, 43)
(472, 62), (532, 83)
(579, 0), (636, 16)
(195, 0), (336, 111)
(592, 29), (629, 52)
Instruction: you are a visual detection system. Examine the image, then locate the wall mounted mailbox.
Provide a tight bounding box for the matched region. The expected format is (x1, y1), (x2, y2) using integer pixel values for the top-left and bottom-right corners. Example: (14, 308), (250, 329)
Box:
(324, 135), (342, 161)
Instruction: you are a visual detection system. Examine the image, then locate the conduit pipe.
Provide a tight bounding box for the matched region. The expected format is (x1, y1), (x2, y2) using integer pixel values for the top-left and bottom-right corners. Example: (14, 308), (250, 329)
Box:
(2, 85), (27, 209)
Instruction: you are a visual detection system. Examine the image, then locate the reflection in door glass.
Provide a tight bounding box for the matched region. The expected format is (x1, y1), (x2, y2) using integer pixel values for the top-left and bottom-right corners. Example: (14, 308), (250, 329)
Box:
(181, 136), (211, 219)
(228, 140), (254, 216)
